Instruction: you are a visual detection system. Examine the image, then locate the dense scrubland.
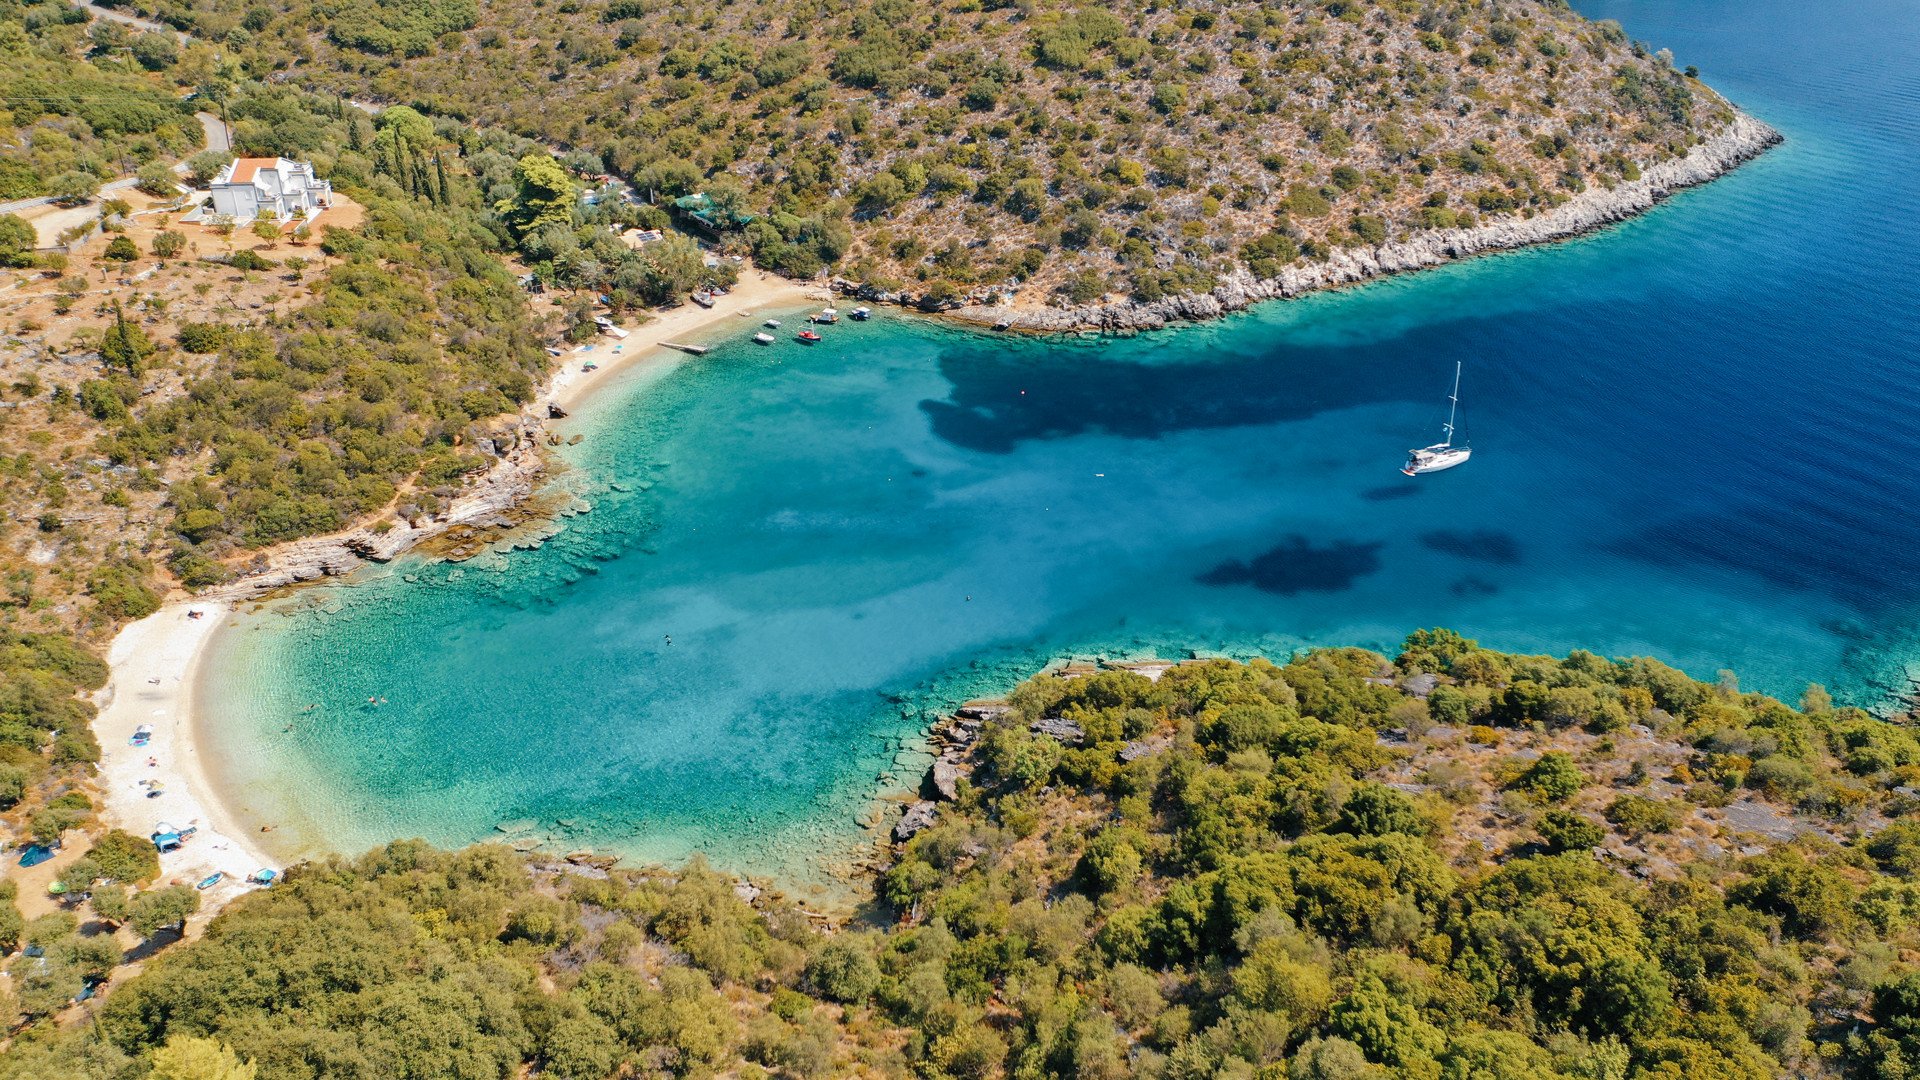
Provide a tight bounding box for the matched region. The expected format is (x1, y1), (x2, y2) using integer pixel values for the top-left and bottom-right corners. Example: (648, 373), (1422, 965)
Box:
(0, 4), (1833, 1078)
(92, 0), (1734, 306)
(10, 633), (1920, 1079)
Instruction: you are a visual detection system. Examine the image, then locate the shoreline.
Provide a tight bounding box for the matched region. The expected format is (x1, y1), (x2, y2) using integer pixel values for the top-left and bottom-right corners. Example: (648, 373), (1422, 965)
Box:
(851, 112), (1783, 333)
(200, 267), (824, 602)
(88, 269), (822, 916)
(88, 112), (1779, 909)
(92, 601), (271, 911)
(184, 111), (1782, 600)
(548, 267), (829, 413)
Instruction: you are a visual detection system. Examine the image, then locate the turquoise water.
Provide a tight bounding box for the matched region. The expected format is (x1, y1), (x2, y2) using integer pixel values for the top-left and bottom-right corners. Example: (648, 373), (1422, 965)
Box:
(203, 0), (1920, 885)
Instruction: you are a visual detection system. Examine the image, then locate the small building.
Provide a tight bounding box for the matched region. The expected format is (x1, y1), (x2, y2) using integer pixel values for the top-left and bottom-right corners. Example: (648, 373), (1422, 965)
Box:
(209, 156), (332, 224)
(670, 192), (755, 236)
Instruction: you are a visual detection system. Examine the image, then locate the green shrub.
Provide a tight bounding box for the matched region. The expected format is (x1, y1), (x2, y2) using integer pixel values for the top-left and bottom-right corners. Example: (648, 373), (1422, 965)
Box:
(1512, 752), (1585, 802)
(1536, 809), (1606, 853)
(806, 936), (879, 1003)
(1605, 794), (1679, 836)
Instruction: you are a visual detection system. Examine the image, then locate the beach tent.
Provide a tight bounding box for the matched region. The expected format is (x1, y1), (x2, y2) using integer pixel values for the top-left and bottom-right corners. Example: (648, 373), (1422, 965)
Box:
(151, 825), (183, 852)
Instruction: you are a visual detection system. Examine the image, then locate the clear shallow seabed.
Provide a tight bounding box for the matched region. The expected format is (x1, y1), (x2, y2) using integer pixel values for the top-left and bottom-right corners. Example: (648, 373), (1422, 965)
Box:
(203, 0), (1920, 887)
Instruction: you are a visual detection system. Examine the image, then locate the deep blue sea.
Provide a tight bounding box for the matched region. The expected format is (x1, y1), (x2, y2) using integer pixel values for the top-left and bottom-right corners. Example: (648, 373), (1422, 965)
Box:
(202, 0), (1920, 888)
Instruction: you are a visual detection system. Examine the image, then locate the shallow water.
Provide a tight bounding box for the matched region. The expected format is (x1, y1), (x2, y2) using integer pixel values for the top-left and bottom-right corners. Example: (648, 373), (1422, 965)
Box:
(202, 0), (1920, 886)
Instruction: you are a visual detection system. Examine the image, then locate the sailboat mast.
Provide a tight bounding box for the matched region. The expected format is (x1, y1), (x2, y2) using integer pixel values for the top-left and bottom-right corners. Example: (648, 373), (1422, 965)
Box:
(1443, 361), (1460, 446)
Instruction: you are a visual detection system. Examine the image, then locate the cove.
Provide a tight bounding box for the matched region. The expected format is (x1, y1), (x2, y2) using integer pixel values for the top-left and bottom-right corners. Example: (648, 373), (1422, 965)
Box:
(201, 0), (1920, 888)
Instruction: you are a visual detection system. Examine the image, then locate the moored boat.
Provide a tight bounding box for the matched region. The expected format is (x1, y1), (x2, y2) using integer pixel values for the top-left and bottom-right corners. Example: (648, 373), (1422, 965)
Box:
(850, 306), (871, 321)
(753, 332), (775, 344)
(1402, 362), (1472, 475)
(810, 308), (838, 324)
(796, 329), (822, 343)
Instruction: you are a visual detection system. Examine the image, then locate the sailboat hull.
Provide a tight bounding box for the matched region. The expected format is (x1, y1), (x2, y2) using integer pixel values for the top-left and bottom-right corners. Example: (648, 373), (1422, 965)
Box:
(1402, 446), (1472, 476)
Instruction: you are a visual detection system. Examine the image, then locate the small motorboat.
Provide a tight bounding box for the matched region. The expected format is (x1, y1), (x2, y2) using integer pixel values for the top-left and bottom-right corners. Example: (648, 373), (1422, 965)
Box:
(196, 872), (224, 891)
(850, 306), (872, 321)
(690, 291), (715, 309)
(753, 332), (775, 345)
(764, 318), (781, 328)
(130, 724), (153, 747)
(810, 308), (838, 324)
(796, 330), (822, 343)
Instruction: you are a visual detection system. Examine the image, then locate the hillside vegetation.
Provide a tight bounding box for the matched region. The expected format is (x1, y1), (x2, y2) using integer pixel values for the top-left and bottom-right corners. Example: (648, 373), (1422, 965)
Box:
(102, 0), (1734, 306)
(0, 0), (563, 834)
(10, 634), (1920, 1079)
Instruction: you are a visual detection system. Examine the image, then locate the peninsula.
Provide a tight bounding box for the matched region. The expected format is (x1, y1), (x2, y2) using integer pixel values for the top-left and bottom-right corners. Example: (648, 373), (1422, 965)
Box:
(7, 636), (1920, 1080)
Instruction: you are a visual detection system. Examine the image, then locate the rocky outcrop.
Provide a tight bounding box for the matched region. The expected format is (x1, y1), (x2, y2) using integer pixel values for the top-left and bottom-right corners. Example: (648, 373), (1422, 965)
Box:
(1120, 733), (1173, 763)
(1031, 716), (1085, 744)
(1401, 673), (1441, 699)
(921, 708), (989, 801)
(206, 415), (553, 601)
(930, 758), (962, 802)
(893, 800), (938, 842)
(841, 112), (1781, 334)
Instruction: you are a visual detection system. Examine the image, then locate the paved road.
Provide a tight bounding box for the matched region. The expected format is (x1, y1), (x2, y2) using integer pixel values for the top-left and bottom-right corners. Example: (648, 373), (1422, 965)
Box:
(0, 107), (223, 218)
(197, 110), (230, 153)
(77, 1), (186, 41)
(0, 7), (220, 217)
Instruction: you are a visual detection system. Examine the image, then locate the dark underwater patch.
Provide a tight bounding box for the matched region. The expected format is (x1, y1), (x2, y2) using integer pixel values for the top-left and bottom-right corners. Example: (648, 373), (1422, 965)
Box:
(1421, 529), (1523, 565)
(1196, 536), (1384, 596)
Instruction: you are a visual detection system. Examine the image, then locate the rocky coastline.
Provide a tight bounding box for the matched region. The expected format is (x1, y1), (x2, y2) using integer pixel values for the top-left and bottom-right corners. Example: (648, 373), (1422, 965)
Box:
(200, 113), (1780, 603)
(202, 410), (558, 602)
(838, 111), (1783, 334)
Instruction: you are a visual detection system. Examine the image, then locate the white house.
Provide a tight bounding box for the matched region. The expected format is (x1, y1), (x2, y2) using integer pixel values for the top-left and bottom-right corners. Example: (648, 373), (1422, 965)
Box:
(208, 157), (332, 224)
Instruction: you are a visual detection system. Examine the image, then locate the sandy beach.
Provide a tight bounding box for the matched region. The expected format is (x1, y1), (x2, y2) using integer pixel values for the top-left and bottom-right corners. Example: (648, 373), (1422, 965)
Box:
(547, 266), (827, 412)
(87, 266), (827, 916)
(93, 601), (274, 912)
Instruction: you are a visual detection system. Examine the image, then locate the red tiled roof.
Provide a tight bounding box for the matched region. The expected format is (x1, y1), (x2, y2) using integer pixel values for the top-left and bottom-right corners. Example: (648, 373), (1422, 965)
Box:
(228, 157), (278, 183)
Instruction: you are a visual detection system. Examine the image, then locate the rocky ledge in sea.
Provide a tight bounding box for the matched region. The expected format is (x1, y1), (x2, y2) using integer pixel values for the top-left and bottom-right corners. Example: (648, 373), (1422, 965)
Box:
(840, 111), (1782, 334)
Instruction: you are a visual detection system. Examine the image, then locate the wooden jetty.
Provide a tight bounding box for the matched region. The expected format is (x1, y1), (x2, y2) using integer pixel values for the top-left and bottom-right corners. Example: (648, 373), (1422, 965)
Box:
(660, 341), (710, 355)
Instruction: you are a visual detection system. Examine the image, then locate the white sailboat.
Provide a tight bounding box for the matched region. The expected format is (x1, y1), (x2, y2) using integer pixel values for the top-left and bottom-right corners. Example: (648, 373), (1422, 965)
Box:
(1402, 362), (1472, 475)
